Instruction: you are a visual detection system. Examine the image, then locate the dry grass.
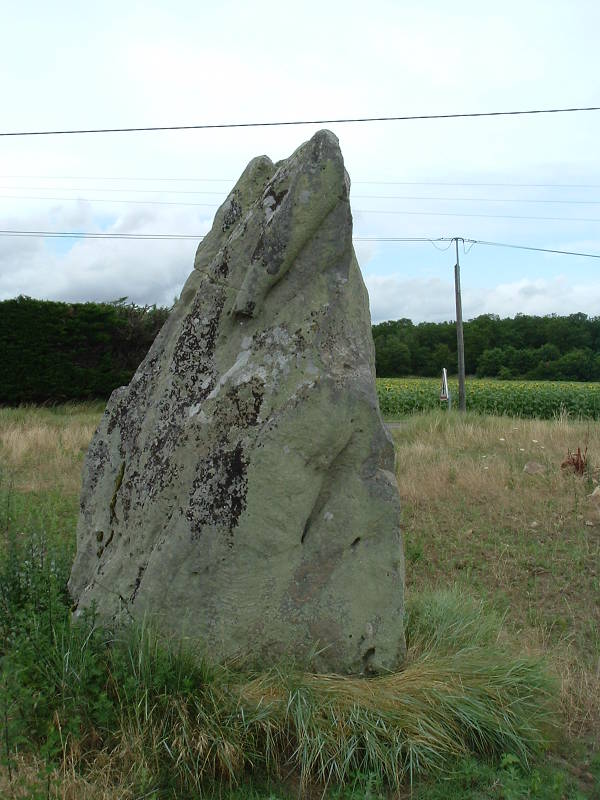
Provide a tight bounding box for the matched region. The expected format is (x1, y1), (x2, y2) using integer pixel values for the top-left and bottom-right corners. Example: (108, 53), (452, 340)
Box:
(0, 403), (597, 796)
(0, 404), (102, 496)
(0, 751), (136, 800)
(393, 410), (600, 740)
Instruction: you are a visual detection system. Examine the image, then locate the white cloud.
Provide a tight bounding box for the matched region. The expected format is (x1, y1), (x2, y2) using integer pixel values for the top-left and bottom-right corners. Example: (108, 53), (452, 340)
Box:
(366, 274), (600, 324)
(0, 204), (209, 306)
(2, 0), (600, 317)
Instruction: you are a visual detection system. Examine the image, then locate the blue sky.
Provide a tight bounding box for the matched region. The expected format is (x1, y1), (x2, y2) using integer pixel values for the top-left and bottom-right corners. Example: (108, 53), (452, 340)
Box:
(1, 0), (599, 322)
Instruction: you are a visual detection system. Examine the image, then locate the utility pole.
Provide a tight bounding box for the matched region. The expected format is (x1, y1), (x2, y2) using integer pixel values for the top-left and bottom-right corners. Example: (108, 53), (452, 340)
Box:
(453, 237), (466, 412)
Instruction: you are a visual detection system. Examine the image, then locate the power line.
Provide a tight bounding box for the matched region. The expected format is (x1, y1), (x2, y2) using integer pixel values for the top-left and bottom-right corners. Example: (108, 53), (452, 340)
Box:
(3, 193), (600, 223)
(0, 194), (220, 208)
(0, 230), (451, 244)
(354, 237), (448, 244)
(354, 180), (600, 188)
(0, 184), (226, 195)
(354, 209), (600, 223)
(4, 175), (600, 190)
(0, 186), (228, 197)
(354, 236), (600, 258)
(354, 195), (600, 205)
(357, 236), (600, 259)
(4, 190), (600, 206)
(0, 175), (234, 182)
(0, 230), (202, 240)
(2, 106), (600, 137)
(465, 238), (600, 259)
(0, 230), (428, 241)
(355, 236), (439, 241)
(3, 228), (600, 259)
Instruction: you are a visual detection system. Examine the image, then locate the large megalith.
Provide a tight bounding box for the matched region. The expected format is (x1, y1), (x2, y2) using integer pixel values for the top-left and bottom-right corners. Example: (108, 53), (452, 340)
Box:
(68, 130), (405, 674)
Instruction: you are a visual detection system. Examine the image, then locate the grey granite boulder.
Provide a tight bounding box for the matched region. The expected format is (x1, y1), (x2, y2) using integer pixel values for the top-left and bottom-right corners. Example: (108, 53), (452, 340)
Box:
(68, 130), (405, 674)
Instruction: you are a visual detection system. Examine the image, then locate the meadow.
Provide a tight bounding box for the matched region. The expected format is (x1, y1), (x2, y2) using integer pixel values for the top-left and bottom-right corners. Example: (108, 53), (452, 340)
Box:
(0, 403), (599, 798)
(377, 377), (600, 419)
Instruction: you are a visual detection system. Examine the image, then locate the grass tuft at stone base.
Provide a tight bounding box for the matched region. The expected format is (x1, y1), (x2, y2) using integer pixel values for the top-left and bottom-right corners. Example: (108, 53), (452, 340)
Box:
(0, 518), (555, 798)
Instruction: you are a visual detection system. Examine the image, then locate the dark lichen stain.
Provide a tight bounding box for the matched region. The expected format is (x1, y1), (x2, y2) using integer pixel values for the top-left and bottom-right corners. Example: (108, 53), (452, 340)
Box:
(130, 562), (147, 602)
(222, 192), (242, 231)
(263, 184), (288, 211)
(251, 384), (263, 421)
(145, 419), (182, 497)
(351, 537), (361, 550)
(138, 289), (226, 500)
(217, 378), (264, 429)
(102, 357), (163, 468)
(186, 442), (248, 544)
(171, 289), (224, 384)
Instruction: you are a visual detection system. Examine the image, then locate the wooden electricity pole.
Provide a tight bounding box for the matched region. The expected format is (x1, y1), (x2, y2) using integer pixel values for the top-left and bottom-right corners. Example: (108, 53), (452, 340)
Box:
(453, 237), (466, 412)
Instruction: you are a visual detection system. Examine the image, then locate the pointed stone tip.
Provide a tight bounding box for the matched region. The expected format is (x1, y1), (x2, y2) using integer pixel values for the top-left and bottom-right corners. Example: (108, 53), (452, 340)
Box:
(310, 128), (339, 145)
(239, 154), (274, 181)
(303, 129), (344, 170)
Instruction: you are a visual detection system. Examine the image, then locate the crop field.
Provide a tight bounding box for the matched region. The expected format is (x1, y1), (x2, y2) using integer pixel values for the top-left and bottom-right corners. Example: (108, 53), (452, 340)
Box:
(0, 405), (599, 798)
(377, 377), (600, 419)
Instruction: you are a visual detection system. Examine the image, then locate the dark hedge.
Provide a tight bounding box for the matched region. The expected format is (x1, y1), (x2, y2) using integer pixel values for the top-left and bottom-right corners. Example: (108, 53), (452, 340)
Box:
(0, 296), (169, 404)
(3, 300), (600, 405)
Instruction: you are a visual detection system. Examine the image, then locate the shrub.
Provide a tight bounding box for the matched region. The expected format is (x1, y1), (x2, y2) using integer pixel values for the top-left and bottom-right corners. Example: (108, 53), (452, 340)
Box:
(0, 296), (168, 404)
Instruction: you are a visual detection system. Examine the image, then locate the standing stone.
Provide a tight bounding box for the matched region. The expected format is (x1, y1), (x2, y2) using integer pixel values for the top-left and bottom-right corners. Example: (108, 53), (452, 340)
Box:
(68, 130), (405, 674)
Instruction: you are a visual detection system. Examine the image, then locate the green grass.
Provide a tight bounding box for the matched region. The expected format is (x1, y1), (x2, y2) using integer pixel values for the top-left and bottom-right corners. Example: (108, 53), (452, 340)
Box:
(0, 404), (599, 798)
(0, 521), (556, 798)
(377, 377), (600, 419)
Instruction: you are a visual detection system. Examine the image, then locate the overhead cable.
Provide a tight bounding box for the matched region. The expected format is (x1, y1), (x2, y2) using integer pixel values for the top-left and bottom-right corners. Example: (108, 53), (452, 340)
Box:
(0, 230), (448, 243)
(3, 229), (600, 259)
(4, 190), (600, 206)
(3, 195), (600, 223)
(4, 175), (600, 190)
(464, 238), (600, 259)
(354, 180), (600, 188)
(355, 209), (600, 223)
(0, 230), (202, 240)
(2, 105), (600, 137)
(354, 236), (600, 259)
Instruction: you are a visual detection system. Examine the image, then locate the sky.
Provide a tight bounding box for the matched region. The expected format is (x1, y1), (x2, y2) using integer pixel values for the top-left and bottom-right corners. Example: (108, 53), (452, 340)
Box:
(1, 0), (599, 324)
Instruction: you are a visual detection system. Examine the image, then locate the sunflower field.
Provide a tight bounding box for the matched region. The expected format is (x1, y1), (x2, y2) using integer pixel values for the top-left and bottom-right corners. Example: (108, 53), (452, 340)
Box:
(376, 377), (600, 419)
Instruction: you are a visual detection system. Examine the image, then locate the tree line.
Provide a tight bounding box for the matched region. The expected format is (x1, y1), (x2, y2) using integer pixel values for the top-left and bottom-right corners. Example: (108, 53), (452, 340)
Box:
(373, 313), (600, 380)
(2, 299), (599, 405)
